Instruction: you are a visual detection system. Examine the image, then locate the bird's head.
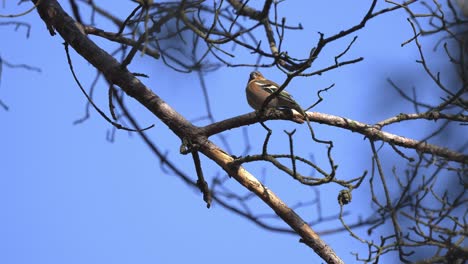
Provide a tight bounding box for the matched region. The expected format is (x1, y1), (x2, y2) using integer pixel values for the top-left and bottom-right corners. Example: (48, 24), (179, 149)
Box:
(249, 71), (264, 81)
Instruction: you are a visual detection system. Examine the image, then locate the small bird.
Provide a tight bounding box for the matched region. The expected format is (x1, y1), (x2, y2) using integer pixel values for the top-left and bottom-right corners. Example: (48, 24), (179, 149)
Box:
(246, 71), (305, 117)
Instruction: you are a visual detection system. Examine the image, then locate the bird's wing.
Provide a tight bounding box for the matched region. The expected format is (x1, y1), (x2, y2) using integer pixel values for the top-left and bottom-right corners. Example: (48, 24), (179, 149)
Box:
(254, 80), (296, 104)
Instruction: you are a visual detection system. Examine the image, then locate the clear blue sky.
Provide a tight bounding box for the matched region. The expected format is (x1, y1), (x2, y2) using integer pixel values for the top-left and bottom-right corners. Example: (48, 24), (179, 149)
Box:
(0, 1), (463, 263)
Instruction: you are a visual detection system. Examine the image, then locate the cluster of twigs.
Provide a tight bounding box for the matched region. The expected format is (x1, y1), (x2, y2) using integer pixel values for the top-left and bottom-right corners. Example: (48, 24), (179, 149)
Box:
(1, 0), (466, 263)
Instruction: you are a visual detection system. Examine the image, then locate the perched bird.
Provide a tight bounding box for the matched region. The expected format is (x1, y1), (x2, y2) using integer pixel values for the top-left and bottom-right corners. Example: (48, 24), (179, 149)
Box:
(246, 71), (305, 117)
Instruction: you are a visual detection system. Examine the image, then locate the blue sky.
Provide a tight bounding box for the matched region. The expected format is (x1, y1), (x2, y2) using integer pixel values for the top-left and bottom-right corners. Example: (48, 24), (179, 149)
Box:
(0, 1), (465, 263)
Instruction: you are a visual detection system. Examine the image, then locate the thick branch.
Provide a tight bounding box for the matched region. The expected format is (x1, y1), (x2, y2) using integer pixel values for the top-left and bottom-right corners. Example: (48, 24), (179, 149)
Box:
(200, 141), (343, 264)
(202, 112), (467, 164)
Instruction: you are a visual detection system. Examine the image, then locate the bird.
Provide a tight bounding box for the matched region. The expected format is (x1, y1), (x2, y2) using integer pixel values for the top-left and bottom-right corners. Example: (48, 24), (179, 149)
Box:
(245, 71), (305, 118)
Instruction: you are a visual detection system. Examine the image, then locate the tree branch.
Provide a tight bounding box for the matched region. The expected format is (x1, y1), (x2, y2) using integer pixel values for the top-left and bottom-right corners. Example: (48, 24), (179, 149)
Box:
(32, 0), (344, 263)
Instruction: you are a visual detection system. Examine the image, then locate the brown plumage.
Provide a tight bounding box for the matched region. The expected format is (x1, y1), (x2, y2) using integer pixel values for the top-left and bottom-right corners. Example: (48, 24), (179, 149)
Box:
(245, 71), (304, 116)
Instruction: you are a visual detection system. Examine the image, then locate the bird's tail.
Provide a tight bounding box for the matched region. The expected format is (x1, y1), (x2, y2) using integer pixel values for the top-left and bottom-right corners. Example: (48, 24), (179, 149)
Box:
(290, 102), (306, 117)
